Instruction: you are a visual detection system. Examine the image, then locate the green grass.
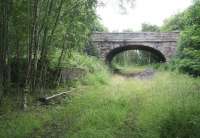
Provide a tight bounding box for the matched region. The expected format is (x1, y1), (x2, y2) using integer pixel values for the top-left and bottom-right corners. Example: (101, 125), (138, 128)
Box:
(0, 105), (70, 138)
(115, 65), (147, 73)
(1, 70), (200, 138)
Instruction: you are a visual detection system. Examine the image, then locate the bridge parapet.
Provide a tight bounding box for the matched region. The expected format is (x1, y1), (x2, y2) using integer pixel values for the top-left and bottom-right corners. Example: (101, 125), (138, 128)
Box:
(91, 32), (179, 42)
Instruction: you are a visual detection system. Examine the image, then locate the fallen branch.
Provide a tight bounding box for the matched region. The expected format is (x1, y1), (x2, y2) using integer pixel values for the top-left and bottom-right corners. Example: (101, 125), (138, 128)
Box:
(38, 91), (71, 104)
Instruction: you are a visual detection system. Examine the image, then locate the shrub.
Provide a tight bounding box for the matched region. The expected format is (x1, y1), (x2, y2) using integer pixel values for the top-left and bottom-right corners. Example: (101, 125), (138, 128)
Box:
(176, 1), (200, 76)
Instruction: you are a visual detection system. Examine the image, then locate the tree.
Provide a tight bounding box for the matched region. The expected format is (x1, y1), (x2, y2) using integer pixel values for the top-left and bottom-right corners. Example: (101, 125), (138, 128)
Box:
(98, 0), (136, 15)
(122, 28), (134, 32)
(141, 23), (160, 32)
(176, 1), (200, 76)
(92, 19), (108, 32)
(0, 0), (99, 109)
(160, 12), (186, 32)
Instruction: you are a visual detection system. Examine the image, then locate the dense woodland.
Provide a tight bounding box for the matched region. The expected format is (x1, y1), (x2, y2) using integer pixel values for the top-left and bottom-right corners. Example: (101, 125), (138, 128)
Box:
(0, 0), (103, 109)
(0, 0), (200, 137)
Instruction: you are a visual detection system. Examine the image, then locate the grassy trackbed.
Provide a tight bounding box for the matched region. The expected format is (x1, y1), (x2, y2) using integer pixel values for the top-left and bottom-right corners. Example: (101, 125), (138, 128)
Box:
(1, 71), (200, 138)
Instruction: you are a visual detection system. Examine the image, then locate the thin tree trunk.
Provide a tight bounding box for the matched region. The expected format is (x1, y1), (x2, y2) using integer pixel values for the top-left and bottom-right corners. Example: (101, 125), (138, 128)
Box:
(56, 33), (68, 85)
(37, 0), (55, 90)
(0, 0), (5, 100)
(24, 0), (39, 110)
(0, 0), (10, 102)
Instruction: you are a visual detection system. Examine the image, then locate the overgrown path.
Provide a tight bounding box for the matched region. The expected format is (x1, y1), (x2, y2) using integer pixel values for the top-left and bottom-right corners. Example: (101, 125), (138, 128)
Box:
(30, 71), (200, 138)
(1, 71), (200, 138)
(117, 68), (155, 80)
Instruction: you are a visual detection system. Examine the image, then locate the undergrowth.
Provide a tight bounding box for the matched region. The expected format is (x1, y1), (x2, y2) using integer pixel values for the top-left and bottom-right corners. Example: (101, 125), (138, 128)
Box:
(1, 62), (200, 138)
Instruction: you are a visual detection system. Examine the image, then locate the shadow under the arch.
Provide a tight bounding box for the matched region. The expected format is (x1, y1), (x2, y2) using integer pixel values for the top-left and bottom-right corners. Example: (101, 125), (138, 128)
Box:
(112, 67), (156, 80)
(105, 45), (166, 79)
(105, 45), (166, 66)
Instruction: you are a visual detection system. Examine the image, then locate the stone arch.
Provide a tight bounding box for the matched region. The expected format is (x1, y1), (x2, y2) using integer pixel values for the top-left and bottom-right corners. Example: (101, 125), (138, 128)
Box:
(91, 32), (179, 63)
(105, 45), (166, 65)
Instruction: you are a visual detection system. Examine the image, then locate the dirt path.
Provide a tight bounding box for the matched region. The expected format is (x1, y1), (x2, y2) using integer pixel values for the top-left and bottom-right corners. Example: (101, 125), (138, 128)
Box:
(115, 68), (156, 80)
(133, 68), (155, 79)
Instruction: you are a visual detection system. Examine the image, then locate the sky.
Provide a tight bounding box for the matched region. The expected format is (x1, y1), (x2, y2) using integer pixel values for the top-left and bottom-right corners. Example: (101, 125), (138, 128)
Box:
(96, 0), (192, 32)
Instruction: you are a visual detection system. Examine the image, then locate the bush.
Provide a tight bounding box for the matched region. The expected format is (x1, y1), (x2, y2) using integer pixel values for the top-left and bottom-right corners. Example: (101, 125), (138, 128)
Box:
(54, 52), (110, 86)
(176, 1), (200, 76)
(161, 1), (200, 76)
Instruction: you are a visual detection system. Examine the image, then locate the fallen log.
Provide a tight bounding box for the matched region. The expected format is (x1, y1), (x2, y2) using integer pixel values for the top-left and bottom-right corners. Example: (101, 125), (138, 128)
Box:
(38, 91), (71, 104)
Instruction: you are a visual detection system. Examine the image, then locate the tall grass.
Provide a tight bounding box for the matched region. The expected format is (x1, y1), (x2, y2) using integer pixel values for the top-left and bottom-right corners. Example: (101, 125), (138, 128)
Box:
(0, 63), (200, 137)
(0, 53), (111, 138)
(33, 71), (200, 138)
(0, 52), (110, 113)
(115, 71), (200, 138)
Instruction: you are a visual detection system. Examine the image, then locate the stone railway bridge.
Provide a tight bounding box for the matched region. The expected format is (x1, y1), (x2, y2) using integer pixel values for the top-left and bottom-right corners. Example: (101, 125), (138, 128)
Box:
(91, 32), (180, 64)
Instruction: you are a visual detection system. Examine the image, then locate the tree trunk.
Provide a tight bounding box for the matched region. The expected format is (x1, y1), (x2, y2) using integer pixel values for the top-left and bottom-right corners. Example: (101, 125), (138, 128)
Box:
(0, 0), (10, 102)
(24, 0), (39, 110)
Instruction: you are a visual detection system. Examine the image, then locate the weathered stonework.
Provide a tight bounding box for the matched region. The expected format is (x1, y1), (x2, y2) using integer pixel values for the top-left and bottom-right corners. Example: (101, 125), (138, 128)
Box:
(91, 32), (179, 63)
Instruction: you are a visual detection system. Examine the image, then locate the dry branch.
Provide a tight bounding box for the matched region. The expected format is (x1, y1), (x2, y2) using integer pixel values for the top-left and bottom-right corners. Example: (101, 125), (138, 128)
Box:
(38, 91), (71, 104)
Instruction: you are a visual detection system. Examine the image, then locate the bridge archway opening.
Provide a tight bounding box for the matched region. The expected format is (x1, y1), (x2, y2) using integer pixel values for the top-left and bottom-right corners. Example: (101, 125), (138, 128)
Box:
(105, 45), (166, 67)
